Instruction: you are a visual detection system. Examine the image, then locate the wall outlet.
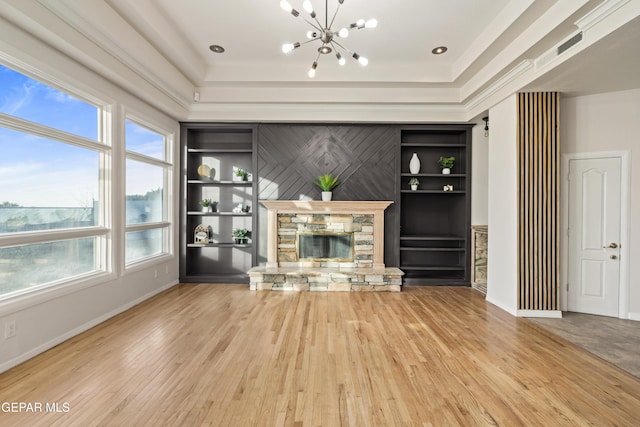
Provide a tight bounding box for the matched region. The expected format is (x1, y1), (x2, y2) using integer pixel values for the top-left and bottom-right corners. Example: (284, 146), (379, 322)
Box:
(4, 320), (16, 339)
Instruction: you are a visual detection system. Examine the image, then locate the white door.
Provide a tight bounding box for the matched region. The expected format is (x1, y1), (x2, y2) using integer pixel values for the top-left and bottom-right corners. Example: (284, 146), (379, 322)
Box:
(567, 157), (621, 317)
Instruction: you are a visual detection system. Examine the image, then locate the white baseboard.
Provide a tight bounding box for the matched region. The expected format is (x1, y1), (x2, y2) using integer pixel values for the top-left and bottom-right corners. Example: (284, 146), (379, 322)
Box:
(0, 280), (178, 374)
(485, 296), (518, 316)
(517, 309), (563, 318)
(627, 312), (640, 321)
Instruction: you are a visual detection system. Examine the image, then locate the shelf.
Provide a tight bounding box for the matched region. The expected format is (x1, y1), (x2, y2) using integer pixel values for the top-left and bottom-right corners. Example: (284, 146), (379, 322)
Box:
(187, 243), (252, 248)
(400, 247), (464, 252)
(187, 211), (252, 216)
(401, 190), (466, 194)
(401, 173), (465, 178)
(187, 148), (253, 153)
(187, 180), (253, 185)
(401, 143), (467, 148)
(401, 265), (465, 271)
(400, 235), (465, 241)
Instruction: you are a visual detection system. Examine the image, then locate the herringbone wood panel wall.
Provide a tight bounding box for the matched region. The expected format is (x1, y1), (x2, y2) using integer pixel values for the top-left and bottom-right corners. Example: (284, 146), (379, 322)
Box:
(257, 124), (399, 265)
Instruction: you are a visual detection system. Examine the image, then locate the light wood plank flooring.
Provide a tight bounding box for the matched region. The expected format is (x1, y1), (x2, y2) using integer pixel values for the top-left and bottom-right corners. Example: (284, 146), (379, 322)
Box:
(1, 285), (639, 426)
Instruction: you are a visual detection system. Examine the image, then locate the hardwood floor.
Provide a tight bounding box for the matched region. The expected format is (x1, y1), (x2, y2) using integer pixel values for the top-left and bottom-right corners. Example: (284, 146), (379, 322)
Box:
(1, 285), (639, 426)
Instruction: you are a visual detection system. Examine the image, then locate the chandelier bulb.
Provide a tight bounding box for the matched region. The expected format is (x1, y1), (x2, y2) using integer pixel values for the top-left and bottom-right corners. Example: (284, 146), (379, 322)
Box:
(308, 61), (318, 78)
(338, 28), (349, 38)
(280, 0), (292, 13)
(306, 31), (317, 39)
(282, 42), (300, 53)
(336, 52), (346, 66)
(302, 0), (314, 14)
(358, 56), (369, 66)
(365, 19), (378, 29)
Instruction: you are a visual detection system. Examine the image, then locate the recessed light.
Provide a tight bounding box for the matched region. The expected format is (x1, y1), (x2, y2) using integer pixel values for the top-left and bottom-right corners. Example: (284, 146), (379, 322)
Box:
(209, 45), (225, 53)
(432, 46), (447, 55)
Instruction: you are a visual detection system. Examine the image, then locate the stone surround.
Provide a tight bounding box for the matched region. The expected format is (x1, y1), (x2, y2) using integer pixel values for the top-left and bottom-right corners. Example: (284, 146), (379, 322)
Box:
(276, 213), (373, 268)
(249, 266), (403, 292)
(248, 200), (403, 292)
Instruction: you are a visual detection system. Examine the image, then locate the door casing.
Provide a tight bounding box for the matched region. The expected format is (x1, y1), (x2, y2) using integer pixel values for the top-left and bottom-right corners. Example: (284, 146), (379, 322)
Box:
(561, 151), (630, 318)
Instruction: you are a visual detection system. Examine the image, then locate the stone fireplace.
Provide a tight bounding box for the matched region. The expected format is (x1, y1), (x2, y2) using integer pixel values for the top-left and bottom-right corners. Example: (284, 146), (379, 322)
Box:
(248, 200), (403, 291)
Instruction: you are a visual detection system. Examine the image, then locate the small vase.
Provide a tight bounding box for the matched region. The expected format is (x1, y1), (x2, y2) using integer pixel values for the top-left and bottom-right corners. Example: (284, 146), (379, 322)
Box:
(442, 168), (451, 175)
(411, 185), (418, 191)
(321, 191), (332, 201)
(409, 153), (421, 174)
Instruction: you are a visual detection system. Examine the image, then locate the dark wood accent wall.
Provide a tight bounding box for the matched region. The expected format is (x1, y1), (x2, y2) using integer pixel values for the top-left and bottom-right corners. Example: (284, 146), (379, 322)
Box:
(517, 92), (560, 310)
(256, 124), (399, 266)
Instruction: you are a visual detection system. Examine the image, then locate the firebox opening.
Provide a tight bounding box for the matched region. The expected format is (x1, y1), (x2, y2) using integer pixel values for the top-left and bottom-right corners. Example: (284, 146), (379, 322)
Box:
(297, 232), (354, 262)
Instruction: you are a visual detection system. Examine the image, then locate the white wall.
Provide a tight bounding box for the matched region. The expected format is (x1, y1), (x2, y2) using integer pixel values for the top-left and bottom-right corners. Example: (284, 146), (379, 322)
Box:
(471, 118), (489, 225)
(485, 95), (518, 315)
(0, 18), (180, 373)
(561, 88), (640, 319)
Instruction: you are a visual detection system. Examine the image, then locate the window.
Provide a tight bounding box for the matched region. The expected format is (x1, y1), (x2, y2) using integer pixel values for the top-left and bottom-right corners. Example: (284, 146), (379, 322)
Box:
(124, 119), (171, 265)
(0, 64), (108, 299)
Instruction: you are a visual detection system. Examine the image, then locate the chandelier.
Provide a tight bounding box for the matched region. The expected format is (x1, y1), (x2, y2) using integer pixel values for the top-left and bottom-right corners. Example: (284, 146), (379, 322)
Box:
(279, 0), (377, 78)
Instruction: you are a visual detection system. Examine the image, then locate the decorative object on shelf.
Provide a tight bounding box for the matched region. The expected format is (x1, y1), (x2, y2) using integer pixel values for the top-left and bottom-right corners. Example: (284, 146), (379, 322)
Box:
(200, 198), (214, 212)
(438, 156), (455, 175)
(409, 177), (420, 191)
(234, 167), (250, 181)
(197, 164), (215, 180)
(233, 228), (249, 244)
(194, 224), (210, 244)
(443, 184), (454, 192)
(314, 173), (340, 201)
(232, 203), (251, 213)
(409, 152), (421, 174)
(279, 0), (377, 78)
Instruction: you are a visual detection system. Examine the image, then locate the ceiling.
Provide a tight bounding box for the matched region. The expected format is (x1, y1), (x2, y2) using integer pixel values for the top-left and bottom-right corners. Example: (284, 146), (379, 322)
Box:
(1, 0), (639, 121)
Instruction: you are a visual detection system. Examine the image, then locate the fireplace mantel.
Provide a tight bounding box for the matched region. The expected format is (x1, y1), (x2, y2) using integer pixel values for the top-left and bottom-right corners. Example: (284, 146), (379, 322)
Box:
(261, 200), (393, 269)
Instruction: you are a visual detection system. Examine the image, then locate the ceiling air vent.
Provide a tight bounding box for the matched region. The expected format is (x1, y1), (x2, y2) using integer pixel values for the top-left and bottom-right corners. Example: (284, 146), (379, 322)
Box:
(557, 31), (583, 55)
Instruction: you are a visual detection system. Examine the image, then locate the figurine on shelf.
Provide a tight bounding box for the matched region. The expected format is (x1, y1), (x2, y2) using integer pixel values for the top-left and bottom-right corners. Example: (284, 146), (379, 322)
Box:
(194, 224), (209, 244)
(443, 184), (454, 192)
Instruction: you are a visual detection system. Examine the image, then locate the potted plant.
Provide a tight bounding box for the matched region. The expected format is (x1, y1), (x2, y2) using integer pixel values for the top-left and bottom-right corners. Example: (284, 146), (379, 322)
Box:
(200, 198), (213, 212)
(232, 228), (249, 244)
(234, 167), (249, 181)
(314, 173), (340, 201)
(409, 177), (420, 191)
(438, 156), (455, 175)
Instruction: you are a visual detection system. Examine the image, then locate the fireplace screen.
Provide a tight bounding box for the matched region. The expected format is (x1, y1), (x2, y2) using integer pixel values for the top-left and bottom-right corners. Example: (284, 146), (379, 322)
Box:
(297, 232), (353, 261)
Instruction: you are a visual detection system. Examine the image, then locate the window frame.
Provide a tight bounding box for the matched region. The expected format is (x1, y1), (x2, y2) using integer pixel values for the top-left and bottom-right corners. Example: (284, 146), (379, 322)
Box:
(0, 64), (113, 300)
(123, 114), (174, 269)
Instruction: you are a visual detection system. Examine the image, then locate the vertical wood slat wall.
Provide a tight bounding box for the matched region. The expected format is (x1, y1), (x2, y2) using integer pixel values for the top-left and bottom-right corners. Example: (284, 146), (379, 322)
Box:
(517, 92), (559, 311)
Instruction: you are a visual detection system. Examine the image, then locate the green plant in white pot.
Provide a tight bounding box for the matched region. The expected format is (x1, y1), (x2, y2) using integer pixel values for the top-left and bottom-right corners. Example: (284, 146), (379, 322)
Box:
(200, 198), (213, 212)
(438, 156), (455, 175)
(409, 177), (420, 191)
(314, 174), (340, 201)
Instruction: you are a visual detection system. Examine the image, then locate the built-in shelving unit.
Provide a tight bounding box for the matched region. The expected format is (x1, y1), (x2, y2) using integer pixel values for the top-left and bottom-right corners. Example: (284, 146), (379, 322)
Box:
(399, 125), (472, 285)
(180, 123), (257, 283)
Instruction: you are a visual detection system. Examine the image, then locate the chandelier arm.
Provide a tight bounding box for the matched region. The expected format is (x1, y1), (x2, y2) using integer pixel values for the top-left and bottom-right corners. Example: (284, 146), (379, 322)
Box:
(331, 39), (350, 54)
(301, 16), (323, 32)
(328, 0), (342, 30)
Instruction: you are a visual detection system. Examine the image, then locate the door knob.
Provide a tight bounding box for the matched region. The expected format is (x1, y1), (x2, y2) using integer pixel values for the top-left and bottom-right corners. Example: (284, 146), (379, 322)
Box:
(610, 255), (617, 260)
(603, 243), (618, 249)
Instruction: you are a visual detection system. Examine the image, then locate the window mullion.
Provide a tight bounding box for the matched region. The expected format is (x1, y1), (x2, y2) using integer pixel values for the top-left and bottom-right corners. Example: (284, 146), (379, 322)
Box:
(0, 113), (108, 153)
(0, 226), (109, 247)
